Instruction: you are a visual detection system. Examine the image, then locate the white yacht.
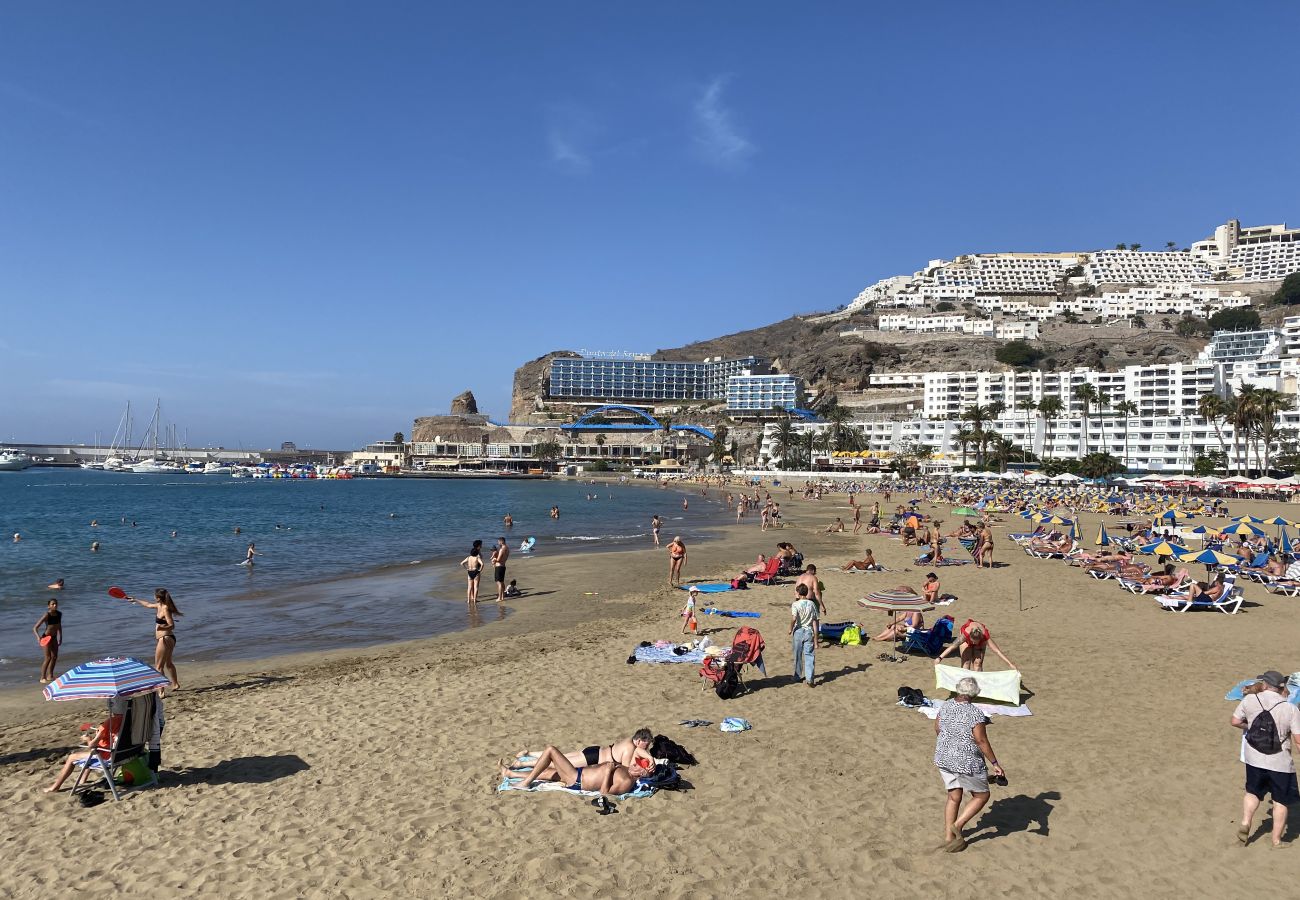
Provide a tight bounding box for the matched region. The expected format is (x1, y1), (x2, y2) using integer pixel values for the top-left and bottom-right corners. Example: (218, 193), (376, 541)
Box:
(132, 458), (184, 474)
(0, 449), (34, 471)
(203, 462), (234, 475)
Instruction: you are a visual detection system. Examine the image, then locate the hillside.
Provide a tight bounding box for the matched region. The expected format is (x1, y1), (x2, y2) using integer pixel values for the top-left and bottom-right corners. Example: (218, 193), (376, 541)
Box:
(652, 315), (1211, 395)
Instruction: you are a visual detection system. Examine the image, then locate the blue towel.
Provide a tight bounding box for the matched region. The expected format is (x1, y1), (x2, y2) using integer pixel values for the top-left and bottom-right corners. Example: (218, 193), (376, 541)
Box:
(679, 583), (733, 593)
(702, 607), (760, 618)
(1226, 678), (1300, 705)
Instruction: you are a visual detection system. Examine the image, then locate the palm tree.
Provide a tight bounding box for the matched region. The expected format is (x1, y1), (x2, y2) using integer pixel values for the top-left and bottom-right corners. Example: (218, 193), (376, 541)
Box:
(1253, 389), (1293, 473)
(961, 404), (991, 467)
(1114, 400), (1138, 472)
(594, 434), (606, 456)
(1230, 386), (1257, 474)
(990, 436), (1016, 473)
(1072, 383), (1098, 457)
(773, 417), (797, 470)
(709, 425), (730, 468)
(1016, 398), (1038, 464)
(1197, 393), (1232, 469)
(953, 427), (975, 468)
(822, 404), (853, 451)
(533, 439), (562, 470)
(1038, 396), (1064, 460)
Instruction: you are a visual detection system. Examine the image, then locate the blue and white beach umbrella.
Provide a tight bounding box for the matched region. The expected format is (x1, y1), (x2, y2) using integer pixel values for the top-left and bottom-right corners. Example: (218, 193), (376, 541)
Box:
(1281, 529), (1295, 558)
(43, 657), (170, 702)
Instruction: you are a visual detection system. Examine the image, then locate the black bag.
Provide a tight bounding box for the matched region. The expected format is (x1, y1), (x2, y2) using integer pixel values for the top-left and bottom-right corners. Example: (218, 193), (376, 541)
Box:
(715, 660), (741, 700)
(897, 686), (926, 708)
(1246, 696), (1284, 755)
(651, 734), (697, 766)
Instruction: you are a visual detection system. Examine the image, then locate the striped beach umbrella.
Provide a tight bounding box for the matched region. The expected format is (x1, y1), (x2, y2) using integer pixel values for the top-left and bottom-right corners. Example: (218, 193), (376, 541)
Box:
(857, 590), (936, 661)
(1222, 521), (1266, 537)
(1231, 515), (1264, 524)
(43, 657), (169, 702)
(1158, 509), (1190, 521)
(1096, 525), (1111, 547)
(1140, 540), (1189, 558)
(1176, 549), (1240, 567)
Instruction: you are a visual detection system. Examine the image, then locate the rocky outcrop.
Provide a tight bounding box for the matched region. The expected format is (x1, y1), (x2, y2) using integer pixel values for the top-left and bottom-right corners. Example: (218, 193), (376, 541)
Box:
(510, 350), (580, 422)
(450, 390), (478, 416)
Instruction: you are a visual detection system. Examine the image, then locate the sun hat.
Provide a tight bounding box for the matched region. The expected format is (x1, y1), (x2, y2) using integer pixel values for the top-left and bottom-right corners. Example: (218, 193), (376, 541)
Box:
(688, 585), (699, 593)
(1256, 670), (1287, 689)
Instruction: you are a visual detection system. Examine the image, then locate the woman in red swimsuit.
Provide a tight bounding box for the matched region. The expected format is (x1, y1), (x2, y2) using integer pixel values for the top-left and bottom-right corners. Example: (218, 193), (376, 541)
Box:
(935, 619), (1018, 671)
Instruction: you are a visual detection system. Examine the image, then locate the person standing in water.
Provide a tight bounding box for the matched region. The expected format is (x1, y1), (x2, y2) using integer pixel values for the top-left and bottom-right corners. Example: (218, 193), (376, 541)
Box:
(492, 537), (510, 603)
(244, 542), (260, 567)
(682, 498), (688, 511)
(128, 589), (181, 688)
(33, 598), (62, 683)
(503, 513), (513, 528)
(461, 546), (484, 604)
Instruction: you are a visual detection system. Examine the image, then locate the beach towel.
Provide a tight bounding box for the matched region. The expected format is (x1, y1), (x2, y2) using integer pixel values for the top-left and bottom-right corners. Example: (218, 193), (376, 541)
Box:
(497, 777), (655, 800)
(916, 702), (1033, 719)
(679, 583), (732, 593)
(701, 608), (761, 618)
(633, 645), (706, 664)
(933, 559), (971, 567)
(934, 665), (1022, 704)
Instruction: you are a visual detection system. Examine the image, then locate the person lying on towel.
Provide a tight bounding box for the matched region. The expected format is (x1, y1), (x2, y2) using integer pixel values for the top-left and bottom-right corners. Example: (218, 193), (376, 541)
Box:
(505, 745), (651, 794)
(514, 728), (654, 772)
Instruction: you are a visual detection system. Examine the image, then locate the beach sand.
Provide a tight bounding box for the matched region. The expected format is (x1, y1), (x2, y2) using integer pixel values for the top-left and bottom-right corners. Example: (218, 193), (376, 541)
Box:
(1, 484), (1297, 898)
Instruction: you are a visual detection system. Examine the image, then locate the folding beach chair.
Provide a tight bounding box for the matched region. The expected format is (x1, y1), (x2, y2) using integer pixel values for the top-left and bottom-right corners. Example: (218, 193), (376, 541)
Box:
(899, 615), (954, 657)
(71, 692), (157, 801)
(751, 556), (783, 585)
(699, 626), (766, 694)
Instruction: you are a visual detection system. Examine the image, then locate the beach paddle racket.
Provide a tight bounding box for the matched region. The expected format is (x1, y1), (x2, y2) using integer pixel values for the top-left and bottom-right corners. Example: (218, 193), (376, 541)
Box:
(107, 586), (130, 600)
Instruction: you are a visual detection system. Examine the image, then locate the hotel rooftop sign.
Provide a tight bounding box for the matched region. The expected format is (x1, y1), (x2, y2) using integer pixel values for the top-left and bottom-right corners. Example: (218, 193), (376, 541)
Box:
(578, 349), (653, 361)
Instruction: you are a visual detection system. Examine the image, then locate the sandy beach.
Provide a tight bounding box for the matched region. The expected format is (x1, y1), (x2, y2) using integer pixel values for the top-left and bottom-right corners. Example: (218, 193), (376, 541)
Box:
(2, 482), (1298, 899)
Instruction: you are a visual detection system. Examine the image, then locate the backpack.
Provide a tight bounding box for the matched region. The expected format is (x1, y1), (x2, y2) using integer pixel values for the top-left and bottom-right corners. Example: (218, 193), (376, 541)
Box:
(650, 734), (697, 766)
(729, 577), (748, 590)
(638, 762), (681, 791)
(1246, 696), (1284, 755)
(840, 625), (862, 646)
(715, 660), (741, 700)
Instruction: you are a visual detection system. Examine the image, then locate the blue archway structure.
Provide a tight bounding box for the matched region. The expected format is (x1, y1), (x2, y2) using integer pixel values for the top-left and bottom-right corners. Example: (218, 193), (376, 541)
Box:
(560, 404), (715, 441)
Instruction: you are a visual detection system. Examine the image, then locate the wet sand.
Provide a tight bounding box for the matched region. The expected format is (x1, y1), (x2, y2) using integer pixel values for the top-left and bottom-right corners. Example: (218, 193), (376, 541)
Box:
(1, 484), (1298, 898)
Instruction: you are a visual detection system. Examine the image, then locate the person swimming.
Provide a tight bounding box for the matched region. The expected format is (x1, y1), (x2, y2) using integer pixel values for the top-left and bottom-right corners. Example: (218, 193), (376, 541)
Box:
(47, 578), (65, 591)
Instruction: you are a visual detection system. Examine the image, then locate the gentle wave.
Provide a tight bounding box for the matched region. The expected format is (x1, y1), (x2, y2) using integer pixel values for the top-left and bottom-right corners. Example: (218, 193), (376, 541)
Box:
(556, 533), (648, 541)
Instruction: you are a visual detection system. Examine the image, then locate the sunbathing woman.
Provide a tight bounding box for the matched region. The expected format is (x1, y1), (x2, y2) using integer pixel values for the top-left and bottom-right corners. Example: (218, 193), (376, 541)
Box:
(515, 729), (654, 772)
(842, 548), (880, 571)
(505, 745), (650, 794)
(934, 619), (1017, 672)
(1130, 565), (1191, 593)
(872, 606), (923, 642)
(1181, 572), (1227, 602)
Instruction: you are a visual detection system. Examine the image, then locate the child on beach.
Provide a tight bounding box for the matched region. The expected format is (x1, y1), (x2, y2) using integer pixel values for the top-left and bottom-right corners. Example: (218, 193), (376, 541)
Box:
(681, 586), (698, 634)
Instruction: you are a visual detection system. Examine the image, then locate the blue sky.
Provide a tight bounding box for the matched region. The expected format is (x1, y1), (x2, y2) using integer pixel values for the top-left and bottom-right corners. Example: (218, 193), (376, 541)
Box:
(2, 2), (1298, 448)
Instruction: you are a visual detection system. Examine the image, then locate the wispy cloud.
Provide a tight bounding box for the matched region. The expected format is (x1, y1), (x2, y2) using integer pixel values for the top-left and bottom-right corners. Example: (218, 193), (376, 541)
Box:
(545, 103), (599, 174)
(692, 75), (755, 170)
(0, 80), (95, 125)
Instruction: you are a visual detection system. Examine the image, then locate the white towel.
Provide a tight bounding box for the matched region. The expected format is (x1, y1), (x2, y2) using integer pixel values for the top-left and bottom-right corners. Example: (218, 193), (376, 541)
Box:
(934, 665), (1022, 704)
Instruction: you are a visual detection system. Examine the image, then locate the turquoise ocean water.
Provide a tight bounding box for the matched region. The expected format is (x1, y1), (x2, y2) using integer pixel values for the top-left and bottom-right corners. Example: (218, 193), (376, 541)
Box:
(0, 470), (721, 686)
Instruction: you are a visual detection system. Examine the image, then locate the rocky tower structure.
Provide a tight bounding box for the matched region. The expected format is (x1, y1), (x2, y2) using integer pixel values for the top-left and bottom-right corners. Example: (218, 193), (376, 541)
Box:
(450, 390), (478, 416)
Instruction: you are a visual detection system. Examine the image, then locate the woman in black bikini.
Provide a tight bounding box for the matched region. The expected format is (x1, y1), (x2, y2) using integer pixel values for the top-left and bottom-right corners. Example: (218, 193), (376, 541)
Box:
(461, 547), (484, 604)
(33, 598), (62, 683)
(128, 588), (182, 688)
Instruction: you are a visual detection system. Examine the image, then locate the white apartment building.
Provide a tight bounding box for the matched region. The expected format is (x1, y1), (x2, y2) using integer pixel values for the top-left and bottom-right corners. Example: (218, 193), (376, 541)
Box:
(874, 313), (1039, 339)
(1084, 250), (1215, 286)
(1097, 284), (1249, 318)
(932, 253), (1084, 294)
(1193, 220), (1300, 280)
(760, 410), (1286, 474)
(921, 362), (1223, 420)
(867, 372), (926, 389)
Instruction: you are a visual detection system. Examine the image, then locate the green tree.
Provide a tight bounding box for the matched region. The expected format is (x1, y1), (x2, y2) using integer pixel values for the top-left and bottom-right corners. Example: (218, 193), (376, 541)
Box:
(1230, 386), (1256, 473)
(995, 340), (1043, 367)
(1208, 307), (1261, 332)
(1038, 396), (1064, 459)
(1273, 272), (1300, 306)
(1197, 393), (1232, 467)
(1132, 315), (1146, 328)
(1193, 450), (1227, 477)
(1114, 399), (1139, 472)
(989, 436), (1016, 473)
(533, 440), (562, 469)
(773, 417), (797, 470)
(935, 301), (956, 312)
(1252, 388), (1293, 473)
(594, 434), (606, 455)
(961, 404), (992, 467)
(1072, 383), (1098, 455)
(1175, 316), (1212, 338)
(1077, 452), (1124, 480)
(393, 432), (405, 445)
(953, 427), (975, 469)
(1129, 243), (1142, 252)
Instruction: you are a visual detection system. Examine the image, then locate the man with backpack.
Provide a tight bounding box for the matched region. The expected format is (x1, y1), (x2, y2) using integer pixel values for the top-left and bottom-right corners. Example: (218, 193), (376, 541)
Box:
(1230, 670), (1300, 848)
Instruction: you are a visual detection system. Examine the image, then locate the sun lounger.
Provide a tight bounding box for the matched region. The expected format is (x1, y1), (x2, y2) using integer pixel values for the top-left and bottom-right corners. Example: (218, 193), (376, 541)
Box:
(71, 692), (157, 801)
(1265, 580), (1300, 597)
(1156, 579), (1243, 614)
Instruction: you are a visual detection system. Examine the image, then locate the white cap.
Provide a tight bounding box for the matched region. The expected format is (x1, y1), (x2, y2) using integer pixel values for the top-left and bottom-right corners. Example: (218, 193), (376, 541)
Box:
(688, 585), (699, 593)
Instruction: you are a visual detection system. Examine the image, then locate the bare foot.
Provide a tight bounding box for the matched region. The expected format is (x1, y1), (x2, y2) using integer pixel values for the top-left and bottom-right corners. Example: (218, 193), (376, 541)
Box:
(43, 786), (60, 793)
